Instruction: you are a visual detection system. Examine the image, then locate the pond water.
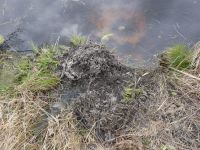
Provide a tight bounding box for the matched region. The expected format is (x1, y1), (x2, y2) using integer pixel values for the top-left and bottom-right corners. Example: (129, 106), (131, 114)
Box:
(1, 0), (200, 66)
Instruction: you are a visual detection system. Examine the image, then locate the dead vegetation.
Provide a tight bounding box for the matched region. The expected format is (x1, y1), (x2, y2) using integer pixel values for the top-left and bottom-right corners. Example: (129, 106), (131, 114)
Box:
(0, 41), (200, 150)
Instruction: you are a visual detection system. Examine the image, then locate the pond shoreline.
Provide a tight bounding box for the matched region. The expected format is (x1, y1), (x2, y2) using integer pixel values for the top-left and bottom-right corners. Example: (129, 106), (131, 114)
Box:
(0, 40), (200, 150)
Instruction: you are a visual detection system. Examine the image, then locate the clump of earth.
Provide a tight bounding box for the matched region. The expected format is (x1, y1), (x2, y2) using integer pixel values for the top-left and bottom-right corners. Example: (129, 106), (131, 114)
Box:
(51, 42), (146, 147)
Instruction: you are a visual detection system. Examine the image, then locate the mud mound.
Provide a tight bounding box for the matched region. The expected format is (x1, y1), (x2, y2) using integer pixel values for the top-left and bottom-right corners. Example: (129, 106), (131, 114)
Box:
(57, 42), (146, 148)
(59, 42), (134, 101)
(61, 43), (133, 81)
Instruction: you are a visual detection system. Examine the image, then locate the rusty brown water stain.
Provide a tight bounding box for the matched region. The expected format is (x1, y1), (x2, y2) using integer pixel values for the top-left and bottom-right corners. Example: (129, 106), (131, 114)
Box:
(90, 8), (145, 45)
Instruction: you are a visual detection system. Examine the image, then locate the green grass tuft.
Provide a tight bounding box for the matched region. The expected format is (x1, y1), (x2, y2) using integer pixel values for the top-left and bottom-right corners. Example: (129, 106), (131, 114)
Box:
(18, 71), (59, 92)
(0, 45), (63, 95)
(166, 44), (192, 70)
(17, 46), (60, 92)
(123, 87), (133, 103)
(36, 47), (59, 71)
(70, 34), (86, 46)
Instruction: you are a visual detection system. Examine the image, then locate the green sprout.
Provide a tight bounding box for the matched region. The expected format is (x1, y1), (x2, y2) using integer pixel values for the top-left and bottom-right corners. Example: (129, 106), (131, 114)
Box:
(123, 87), (133, 103)
(70, 34), (86, 46)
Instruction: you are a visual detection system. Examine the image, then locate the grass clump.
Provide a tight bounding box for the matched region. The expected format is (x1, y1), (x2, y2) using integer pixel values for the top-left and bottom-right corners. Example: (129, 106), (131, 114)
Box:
(70, 34), (86, 46)
(166, 44), (192, 70)
(0, 95), (90, 150)
(0, 53), (19, 95)
(0, 34), (5, 45)
(18, 71), (59, 92)
(123, 84), (143, 103)
(36, 47), (59, 70)
(17, 46), (60, 92)
(0, 46), (62, 95)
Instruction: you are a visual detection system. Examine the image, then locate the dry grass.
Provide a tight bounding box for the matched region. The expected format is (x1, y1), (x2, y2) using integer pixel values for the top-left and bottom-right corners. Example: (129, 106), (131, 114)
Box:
(0, 94), (48, 149)
(131, 70), (200, 150)
(0, 94), (141, 150)
(0, 93), (103, 150)
(192, 42), (200, 75)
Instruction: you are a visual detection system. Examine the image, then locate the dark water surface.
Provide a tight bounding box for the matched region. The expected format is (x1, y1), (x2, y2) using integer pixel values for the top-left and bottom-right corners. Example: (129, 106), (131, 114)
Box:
(0, 0), (200, 66)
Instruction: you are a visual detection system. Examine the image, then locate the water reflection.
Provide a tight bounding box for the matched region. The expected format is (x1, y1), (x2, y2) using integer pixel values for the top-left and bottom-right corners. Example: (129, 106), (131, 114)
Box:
(0, 0), (200, 66)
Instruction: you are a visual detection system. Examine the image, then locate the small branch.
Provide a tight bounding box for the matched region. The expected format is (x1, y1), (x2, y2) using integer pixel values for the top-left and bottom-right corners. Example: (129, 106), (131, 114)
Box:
(169, 67), (200, 81)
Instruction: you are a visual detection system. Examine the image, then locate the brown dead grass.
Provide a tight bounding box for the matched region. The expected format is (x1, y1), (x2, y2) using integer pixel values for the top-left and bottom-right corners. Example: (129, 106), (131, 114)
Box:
(135, 71), (200, 150)
(0, 92), (105, 150)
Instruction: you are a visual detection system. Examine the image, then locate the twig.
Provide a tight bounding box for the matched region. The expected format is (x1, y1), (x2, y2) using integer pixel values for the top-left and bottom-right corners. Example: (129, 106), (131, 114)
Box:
(169, 67), (200, 81)
(174, 24), (186, 40)
(156, 99), (168, 112)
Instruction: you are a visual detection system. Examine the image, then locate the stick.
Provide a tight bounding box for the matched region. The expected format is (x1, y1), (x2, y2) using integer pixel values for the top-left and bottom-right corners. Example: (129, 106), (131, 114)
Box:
(169, 67), (200, 81)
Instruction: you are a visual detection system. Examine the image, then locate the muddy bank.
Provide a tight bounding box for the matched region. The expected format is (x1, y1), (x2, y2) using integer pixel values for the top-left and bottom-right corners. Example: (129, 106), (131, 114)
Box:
(1, 41), (200, 150)
(50, 42), (200, 149)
